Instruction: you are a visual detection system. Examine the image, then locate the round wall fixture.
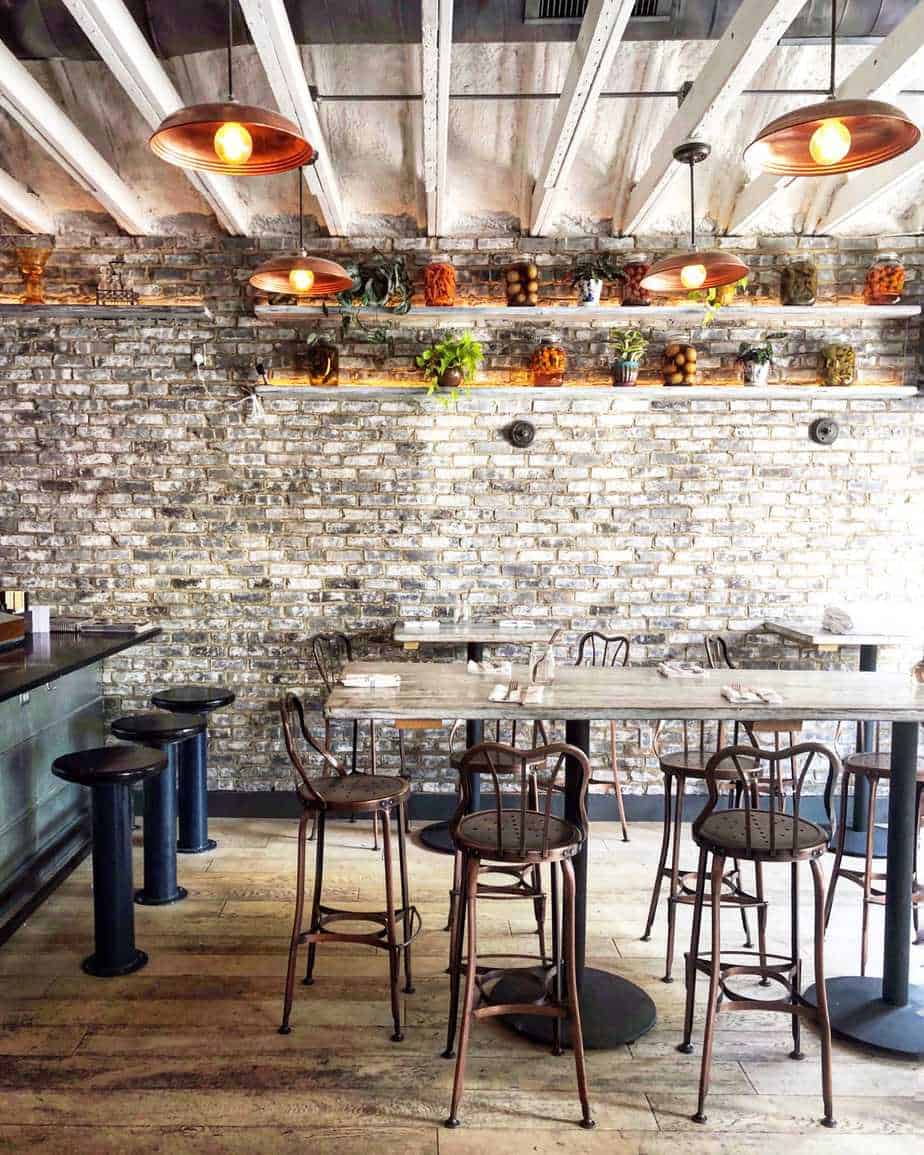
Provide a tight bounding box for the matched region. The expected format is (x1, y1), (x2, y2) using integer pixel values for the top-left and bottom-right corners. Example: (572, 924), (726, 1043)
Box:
(506, 420), (535, 448)
(810, 418), (839, 445)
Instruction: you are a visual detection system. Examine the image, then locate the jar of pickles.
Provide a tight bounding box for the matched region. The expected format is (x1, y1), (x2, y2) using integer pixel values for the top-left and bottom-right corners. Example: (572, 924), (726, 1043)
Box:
(821, 343), (856, 386)
(621, 258), (652, 306)
(864, 252), (905, 305)
(531, 341), (567, 387)
(780, 259), (817, 306)
(423, 261), (457, 306)
(505, 261), (540, 307)
(662, 342), (697, 386)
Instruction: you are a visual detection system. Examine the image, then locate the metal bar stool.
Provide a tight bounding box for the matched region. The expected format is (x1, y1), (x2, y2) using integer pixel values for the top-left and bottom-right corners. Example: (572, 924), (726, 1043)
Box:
(574, 631), (632, 841)
(52, 744), (167, 976)
(679, 741), (837, 1129)
(443, 740), (594, 1131)
(278, 693), (421, 1042)
(111, 712), (206, 906)
(150, 684), (235, 853)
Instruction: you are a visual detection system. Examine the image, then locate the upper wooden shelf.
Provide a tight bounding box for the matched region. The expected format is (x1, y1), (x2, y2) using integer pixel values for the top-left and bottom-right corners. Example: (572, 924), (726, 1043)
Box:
(255, 302), (922, 326)
(0, 303), (212, 320)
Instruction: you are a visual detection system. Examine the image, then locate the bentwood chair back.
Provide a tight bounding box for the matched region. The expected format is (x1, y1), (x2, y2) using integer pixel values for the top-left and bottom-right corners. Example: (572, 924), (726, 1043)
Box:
(574, 631), (631, 841)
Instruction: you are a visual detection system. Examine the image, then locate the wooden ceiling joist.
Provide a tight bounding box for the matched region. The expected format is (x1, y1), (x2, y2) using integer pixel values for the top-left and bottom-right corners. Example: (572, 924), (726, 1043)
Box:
(0, 36), (150, 235)
(728, 0), (924, 235)
(61, 0), (251, 236)
(619, 0), (807, 237)
(530, 0), (635, 237)
(238, 0), (348, 236)
(0, 169), (55, 234)
(420, 0), (453, 236)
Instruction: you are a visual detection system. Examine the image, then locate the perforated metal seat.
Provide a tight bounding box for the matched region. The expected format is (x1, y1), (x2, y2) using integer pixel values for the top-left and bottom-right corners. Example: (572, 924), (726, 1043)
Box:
(658, 749), (757, 779)
(696, 809), (828, 861)
(297, 773), (409, 812)
(454, 809), (582, 864)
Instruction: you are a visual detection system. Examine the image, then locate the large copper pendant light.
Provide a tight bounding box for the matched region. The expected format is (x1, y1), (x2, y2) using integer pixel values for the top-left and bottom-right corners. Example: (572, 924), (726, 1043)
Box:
(640, 142), (749, 295)
(149, 0), (314, 175)
(744, 0), (919, 176)
(249, 169), (352, 298)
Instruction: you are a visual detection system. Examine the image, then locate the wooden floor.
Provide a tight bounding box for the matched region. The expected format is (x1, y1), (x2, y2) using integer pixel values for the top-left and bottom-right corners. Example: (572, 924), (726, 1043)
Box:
(0, 817), (922, 1153)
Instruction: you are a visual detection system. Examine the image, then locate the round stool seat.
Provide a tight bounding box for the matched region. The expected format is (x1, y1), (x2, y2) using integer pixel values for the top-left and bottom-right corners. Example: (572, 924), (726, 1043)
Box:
(111, 711), (206, 746)
(53, 744), (167, 787)
(696, 808), (828, 862)
(843, 751), (924, 781)
(454, 809), (583, 864)
(151, 684), (235, 714)
(659, 750), (757, 780)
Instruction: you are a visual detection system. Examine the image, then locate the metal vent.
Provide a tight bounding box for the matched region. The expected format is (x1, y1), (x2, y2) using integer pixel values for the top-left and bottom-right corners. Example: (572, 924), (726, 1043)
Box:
(524, 1), (662, 22)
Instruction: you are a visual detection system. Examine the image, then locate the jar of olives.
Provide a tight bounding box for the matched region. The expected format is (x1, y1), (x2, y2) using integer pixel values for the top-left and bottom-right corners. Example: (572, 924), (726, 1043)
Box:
(864, 252), (905, 305)
(821, 344), (856, 386)
(662, 342), (697, 386)
(505, 261), (540, 307)
(531, 341), (567, 386)
(621, 258), (652, 306)
(780, 259), (817, 306)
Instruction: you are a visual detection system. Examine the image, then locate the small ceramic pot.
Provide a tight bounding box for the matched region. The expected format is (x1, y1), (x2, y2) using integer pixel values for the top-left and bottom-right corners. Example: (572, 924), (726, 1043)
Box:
(575, 277), (603, 306)
(438, 367), (464, 391)
(611, 360), (639, 387)
(740, 360), (770, 387)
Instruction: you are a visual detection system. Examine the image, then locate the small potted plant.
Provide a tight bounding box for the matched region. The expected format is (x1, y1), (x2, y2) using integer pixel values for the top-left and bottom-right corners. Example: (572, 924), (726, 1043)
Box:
(735, 333), (782, 387)
(571, 256), (625, 306)
(610, 328), (648, 386)
(416, 331), (483, 395)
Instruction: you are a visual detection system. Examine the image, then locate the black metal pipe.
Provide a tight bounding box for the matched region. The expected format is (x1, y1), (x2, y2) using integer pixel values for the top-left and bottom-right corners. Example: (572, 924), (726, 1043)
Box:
(883, 721), (919, 1005)
(136, 744), (187, 905)
(177, 730), (216, 854)
(84, 782), (147, 977)
(852, 643), (878, 830)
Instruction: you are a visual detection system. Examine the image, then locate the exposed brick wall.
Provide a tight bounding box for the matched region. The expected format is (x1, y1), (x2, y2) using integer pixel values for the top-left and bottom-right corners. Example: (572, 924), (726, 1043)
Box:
(1, 233), (923, 795)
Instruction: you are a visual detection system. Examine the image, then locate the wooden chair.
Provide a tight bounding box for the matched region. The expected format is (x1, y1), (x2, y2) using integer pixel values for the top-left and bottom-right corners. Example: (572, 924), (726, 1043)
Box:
(574, 631), (632, 841)
(642, 719), (765, 982)
(679, 741), (837, 1129)
(277, 694), (420, 1042)
(443, 741), (594, 1131)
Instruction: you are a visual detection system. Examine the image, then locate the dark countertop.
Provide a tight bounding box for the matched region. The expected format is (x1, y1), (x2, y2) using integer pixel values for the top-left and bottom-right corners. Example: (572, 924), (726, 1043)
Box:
(0, 629), (161, 704)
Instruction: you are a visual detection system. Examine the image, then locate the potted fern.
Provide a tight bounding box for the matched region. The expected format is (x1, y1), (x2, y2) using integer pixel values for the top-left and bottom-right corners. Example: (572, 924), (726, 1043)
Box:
(735, 332), (784, 387)
(571, 256), (625, 306)
(416, 331), (483, 396)
(610, 328), (648, 386)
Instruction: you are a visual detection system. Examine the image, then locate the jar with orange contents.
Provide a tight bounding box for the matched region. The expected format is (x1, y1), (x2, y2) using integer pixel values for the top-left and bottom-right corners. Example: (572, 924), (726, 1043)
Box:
(531, 341), (567, 387)
(864, 252), (905, 305)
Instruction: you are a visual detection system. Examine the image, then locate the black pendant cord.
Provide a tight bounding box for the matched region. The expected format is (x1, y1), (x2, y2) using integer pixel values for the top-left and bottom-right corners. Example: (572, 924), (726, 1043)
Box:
(297, 168), (305, 255)
(688, 160), (696, 251)
(829, 0), (838, 99)
(227, 0), (235, 102)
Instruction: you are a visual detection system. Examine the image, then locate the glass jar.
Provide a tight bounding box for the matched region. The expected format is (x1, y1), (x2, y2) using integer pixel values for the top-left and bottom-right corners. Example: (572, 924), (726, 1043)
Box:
(531, 341), (566, 386)
(505, 261), (539, 307)
(621, 259), (652, 306)
(821, 343), (856, 386)
(423, 261), (457, 306)
(662, 342), (697, 386)
(780, 259), (817, 306)
(864, 252), (905, 305)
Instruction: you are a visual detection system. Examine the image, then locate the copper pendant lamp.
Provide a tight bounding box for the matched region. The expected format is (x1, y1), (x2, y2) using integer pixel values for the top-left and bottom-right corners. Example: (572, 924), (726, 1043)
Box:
(640, 142), (749, 295)
(149, 0), (314, 175)
(744, 0), (920, 177)
(249, 170), (352, 298)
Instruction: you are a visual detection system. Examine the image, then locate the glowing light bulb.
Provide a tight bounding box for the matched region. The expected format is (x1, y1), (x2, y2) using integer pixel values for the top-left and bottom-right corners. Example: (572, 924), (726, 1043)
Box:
(288, 266), (315, 294)
(809, 118), (851, 166)
(213, 121), (253, 166)
(680, 262), (707, 290)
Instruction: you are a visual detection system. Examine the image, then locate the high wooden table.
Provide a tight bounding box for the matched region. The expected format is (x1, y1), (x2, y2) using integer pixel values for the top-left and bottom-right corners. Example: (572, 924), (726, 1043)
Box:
(394, 622), (554, 853)
(328, 661), (924, 1054)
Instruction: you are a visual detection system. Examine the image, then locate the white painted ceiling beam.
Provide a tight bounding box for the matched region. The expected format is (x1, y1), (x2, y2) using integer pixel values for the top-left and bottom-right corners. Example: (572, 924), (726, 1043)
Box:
(620, 0), (807, 237)
(238, 0), (347, 236)
(421, 0), (453, 236)
(61, 0), (251, 236)
(728, 1), (924, 234)
(0, 37), (150, 235)
(0, 169), (55, 234)
(531, 0), (635, 236)
(817, 140), (924, 232)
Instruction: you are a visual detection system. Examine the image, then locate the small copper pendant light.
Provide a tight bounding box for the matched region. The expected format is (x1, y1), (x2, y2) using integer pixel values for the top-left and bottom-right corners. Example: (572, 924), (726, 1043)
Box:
(640, 142), (749, 295)
(744, 0), (919, 177)
(149, 0), (314, 175)
(249, 169), (352, 297)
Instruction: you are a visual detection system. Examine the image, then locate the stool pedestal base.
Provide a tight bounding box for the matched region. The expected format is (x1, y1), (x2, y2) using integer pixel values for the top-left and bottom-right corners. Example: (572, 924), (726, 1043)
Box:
(82, 948), (148, 978)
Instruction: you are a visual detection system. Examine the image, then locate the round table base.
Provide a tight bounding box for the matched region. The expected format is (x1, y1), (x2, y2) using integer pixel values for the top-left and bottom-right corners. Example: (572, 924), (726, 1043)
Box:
(177, 838), (217, 855)
(803, 976), (924, 1056)
(134, 885), (188, 907)
(826, 827), (888, 860)
(82, 948), (148, 978)
(418, 820), (455, 855)
(492, 967), (656, 1050)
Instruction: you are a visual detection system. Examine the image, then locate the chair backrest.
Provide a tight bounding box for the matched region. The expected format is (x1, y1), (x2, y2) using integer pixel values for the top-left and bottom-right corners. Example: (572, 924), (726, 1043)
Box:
(694, 740), (841, 856)
(703, 633), (735, 670)
(310, 632), (353, 692)
(654, 717), (734, 760)
(450, 717), (549, 755)
(575, 631), (630, 669)
(451, 741), (591, 859)
(279, 692), (346, 806)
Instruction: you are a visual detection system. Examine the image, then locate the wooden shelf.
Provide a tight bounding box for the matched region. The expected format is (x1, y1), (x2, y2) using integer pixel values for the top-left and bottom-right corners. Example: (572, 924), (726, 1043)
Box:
(258, 383), (919, 401)
(0, 303), (212, 320)
(255, 302), (922, 327)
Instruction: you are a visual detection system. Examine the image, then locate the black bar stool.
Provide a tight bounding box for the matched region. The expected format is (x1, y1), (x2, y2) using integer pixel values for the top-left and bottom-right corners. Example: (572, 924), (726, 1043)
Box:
(150, 684), (235, 853)
(111, 712), (206, 906)
(52, 744), (167, 976)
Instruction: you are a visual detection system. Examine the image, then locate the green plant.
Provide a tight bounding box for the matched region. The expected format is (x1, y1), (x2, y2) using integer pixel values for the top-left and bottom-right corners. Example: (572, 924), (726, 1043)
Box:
(415, 331), (484, 397)
(331, 250), (413, 339)
(689, 275), (749, 324)
(610, 328), (648, 362)
(570, 256), (625, 287)
(736, 331), (786, 365)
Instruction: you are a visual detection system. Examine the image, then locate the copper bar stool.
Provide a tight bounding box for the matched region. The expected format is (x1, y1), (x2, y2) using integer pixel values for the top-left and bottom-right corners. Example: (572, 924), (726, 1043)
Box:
(278, 693), (420, 1041)
(679, 741), (837, 1129)
(573, 631), (631, 842)
(444, 741), (594, 1131)
(642, 719), (766, 983)
(825, 732), (924, 973)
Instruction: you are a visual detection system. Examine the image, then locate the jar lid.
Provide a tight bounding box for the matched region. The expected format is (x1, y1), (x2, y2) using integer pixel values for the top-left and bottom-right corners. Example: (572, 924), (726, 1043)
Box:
(879, 251), (900, 261)
(626, 254), (648, 264)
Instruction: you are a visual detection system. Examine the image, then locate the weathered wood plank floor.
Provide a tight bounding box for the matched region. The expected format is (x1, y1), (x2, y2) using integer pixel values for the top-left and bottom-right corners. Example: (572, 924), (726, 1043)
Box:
(0, 818), (922, 1153)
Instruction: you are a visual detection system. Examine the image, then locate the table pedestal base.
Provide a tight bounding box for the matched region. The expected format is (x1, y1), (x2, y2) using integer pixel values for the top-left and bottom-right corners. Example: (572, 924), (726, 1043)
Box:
(418, 820), (455, 854)
(804, 977), (924, 1056)
(492, 967), (656, 1050)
